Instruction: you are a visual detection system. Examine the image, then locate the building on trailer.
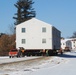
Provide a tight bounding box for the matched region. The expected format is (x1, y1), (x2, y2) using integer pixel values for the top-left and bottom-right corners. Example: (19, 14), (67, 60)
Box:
(16, 18), (61, 55)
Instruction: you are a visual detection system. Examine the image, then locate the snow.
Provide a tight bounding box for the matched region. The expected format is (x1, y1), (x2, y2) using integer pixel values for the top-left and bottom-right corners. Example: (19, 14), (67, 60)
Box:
(0, 52), (76, 75)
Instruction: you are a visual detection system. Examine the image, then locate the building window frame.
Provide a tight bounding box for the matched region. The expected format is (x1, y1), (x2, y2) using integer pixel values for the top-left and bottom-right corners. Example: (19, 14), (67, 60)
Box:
(22, 39), (26, 44)
(22, 28), (26, 33)
(42, 39), (46, 43)
(42, 27), (46, 33)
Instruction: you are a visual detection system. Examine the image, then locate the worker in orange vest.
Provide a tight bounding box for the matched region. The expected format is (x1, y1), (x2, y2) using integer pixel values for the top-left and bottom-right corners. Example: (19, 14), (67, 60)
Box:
(21, 49), (25, 57)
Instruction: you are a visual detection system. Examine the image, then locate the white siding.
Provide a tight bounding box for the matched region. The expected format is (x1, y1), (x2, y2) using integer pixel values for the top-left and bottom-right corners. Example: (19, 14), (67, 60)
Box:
(16, 18), (60, 50)
(61, 39), (72, 50)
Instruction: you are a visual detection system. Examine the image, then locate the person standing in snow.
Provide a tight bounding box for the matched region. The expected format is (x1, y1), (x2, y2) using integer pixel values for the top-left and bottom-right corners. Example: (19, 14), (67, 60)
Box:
(21, 48), (25, 57)
(17, 49), (21, 57)
(46, 50), (49, 56)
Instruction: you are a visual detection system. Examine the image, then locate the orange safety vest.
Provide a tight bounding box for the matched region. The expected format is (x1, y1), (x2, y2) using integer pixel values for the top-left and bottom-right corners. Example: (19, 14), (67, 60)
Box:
(22, 50), (24, 52)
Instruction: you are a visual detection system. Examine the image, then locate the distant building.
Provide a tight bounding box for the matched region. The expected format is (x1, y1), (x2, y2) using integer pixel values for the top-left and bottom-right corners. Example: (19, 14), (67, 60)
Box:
(16, 18), (61, 51)
(61, 38), (72, 51)
(61, 38), (76, 50)
(70, 38), (76, 50)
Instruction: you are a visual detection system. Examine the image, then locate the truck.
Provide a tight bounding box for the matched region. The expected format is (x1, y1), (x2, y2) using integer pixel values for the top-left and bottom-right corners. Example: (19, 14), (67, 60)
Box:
(9, 49), (18, 58)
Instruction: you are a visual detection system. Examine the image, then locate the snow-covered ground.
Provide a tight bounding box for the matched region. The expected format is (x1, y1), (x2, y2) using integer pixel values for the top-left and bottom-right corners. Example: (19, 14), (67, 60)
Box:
(0, 52), (76, 75)
(0, 56), (40, 64)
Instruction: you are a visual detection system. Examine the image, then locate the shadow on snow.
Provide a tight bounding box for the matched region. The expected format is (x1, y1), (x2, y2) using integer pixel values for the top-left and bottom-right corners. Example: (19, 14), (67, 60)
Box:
(58, 52), (76, 58)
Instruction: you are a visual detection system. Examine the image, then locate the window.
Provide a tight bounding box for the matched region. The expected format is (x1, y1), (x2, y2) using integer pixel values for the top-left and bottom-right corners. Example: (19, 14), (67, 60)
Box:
(73, 41), (75, 43)
(22, 39), (26, 44)
(63, 43), (65, 45)
(22, 28), (26, 33)
(42, 27), (46, 32)
(42, 39), (46, 43)
(74, 45), (75, 47)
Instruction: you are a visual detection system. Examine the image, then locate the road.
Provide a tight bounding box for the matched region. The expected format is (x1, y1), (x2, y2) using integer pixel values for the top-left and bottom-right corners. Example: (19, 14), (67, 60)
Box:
(0, 52), (76, 75)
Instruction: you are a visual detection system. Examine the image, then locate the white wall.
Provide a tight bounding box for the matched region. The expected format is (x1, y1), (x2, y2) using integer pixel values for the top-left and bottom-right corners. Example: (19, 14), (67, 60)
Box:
(16, 18), (60, 50)
(70, 38), (76, 50)
(61, 39), (72, 50)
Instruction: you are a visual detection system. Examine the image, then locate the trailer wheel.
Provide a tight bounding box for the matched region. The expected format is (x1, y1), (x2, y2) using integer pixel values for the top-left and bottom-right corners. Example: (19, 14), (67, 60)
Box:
(9, 56), (11, 58)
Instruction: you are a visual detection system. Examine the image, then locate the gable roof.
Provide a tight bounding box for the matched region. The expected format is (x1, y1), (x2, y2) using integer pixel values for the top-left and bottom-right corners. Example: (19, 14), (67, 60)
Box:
(16, 18), (52, 27)
(16, 18), (60, 32)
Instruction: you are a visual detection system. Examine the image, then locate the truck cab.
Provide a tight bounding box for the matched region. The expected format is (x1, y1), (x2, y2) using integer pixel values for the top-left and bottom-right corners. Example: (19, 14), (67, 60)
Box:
(9, 49), (18, 58)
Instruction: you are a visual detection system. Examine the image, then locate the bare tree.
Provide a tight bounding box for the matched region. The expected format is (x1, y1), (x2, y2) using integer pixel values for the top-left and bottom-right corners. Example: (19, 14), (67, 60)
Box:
(8, 24), (15, 35)
(0, 34), (16, 56)
(70, 31), (76, 38)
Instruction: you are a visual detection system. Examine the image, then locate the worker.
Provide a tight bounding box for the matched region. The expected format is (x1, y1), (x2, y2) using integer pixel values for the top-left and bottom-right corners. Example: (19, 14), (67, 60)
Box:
(21, 48), (25, 57)
(60, 48), (63, 55)
(17, 49), (21, 57)
(46, 50), (48, 56)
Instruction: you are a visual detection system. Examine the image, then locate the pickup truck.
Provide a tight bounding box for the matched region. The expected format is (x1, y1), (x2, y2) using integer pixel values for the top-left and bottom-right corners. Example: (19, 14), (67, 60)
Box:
(9, 49), (18, 58)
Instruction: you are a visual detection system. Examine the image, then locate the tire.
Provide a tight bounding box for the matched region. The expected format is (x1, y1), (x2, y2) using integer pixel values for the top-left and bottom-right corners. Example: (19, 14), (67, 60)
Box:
(9, 56), (11, 58)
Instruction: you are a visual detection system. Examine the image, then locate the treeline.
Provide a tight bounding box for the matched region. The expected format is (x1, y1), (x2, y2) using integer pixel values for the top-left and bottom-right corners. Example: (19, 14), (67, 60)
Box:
(0, 34), (16, 56)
